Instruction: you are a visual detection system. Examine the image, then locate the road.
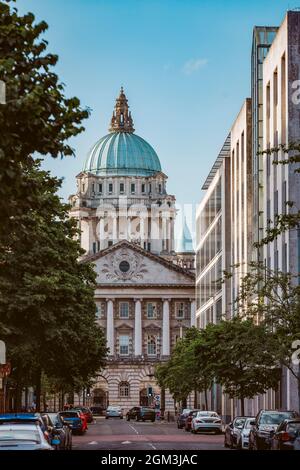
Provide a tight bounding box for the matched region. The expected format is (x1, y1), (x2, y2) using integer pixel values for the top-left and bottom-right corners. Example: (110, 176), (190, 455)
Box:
(72, 417), (227, 450)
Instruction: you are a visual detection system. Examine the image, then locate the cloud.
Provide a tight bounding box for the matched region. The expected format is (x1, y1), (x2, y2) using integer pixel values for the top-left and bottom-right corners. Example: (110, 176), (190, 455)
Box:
(182, 58), (208, 75)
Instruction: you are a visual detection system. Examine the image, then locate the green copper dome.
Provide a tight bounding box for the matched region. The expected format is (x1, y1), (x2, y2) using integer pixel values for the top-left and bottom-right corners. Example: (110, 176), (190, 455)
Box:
(83, 132), (162, 176)
(83, 88), (162, 177)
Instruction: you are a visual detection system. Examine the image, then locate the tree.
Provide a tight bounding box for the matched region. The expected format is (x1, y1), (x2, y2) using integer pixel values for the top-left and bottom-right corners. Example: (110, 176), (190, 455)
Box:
(155, 328), (214, 410)
(0, 0), (89, 242)
(0, 162), (107, 410)
(234, 262), (300, 401)
(202, 318), (281, 416)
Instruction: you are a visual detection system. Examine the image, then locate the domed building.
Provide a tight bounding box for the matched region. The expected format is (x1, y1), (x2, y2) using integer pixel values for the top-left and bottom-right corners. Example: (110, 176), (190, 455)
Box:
(69, 89), (195, 414)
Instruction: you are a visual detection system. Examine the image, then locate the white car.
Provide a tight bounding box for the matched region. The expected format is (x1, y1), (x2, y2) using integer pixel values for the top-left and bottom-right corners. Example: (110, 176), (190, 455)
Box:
(191, 411), (222, 434)
(235, 417), (255, 449)
(0, 423), (54, 450)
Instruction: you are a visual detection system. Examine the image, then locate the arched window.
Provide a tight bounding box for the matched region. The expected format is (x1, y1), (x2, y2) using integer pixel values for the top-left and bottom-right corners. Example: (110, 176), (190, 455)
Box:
(147, 335), (157, 356)
(119, 381), (130, 398)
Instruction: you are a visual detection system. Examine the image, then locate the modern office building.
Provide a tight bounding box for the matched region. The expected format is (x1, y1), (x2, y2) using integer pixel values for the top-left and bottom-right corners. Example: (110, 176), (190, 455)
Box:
(262, 11), (300, 411)
(230, 98), (253, 313)
(251, 26), (278, 262)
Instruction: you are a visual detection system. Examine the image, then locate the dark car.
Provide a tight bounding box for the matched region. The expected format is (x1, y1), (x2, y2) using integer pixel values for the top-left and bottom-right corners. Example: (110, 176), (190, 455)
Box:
(126, 406), (156, 422)
(42, 413), (72, 450)
(58, 411), (86, 435)
(177, 409), (192, 429)
(249, 410), (299, 450)
(270, 419), (300, 450)
(72, 407), (93, 424)
(224, 416), (250, 448)
(184, 410), (201, 432)
(90, 405), (105, 416)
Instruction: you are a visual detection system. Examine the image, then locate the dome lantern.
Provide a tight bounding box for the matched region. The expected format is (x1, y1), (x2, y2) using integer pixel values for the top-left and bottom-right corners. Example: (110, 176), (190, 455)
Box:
(109, 87), (135, 134)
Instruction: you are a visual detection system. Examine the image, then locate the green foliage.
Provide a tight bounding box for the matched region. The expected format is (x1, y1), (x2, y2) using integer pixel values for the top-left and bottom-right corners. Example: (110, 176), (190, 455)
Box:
(0, 0), (89, 239)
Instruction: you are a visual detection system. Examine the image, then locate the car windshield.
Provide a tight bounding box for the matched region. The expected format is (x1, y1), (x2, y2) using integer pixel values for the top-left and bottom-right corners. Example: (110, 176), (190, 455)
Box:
(59, 412), (78, 418)
(182, 409), (191, 415)
(0, 429), (41, 443)
(234, 418), (246, 428)
(141, 408), (153, 412)
(47, 414), (61, 426)
(260, 412), (294, 425)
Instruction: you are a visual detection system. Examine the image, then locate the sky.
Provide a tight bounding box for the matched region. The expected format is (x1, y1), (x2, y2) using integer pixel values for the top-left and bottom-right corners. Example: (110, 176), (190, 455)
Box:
(17, 0), (294, 238)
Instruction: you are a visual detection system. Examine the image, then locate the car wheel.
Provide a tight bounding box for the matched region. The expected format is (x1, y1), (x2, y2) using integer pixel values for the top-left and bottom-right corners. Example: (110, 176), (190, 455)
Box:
(126, 416), (130, 421)
(120, 416), (123, 419)
(151, 419), (155, 423)
(105, 416), (109, 419)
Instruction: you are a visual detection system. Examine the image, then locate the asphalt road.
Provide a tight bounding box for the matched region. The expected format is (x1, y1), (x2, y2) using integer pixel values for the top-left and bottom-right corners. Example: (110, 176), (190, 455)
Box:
(72, 417), (227, 450)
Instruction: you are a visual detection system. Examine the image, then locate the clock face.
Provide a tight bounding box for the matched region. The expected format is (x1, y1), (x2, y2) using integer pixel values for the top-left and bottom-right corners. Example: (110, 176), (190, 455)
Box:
(119, 260), (130, 273)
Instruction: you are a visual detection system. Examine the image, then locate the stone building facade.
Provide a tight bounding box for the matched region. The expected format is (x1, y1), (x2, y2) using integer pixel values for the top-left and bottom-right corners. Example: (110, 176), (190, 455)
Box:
(69, 89), (195, 413)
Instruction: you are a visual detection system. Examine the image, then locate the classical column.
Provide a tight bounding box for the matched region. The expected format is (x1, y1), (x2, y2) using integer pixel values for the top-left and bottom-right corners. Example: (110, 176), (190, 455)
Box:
(99, 217), (105, 250)
(140, 216), (145, 248)
(106, 299), (114, 356)
(112, 215), (117, 242)
(134, 299), (142, 356)
(190, 300), (196, 327)
(162, 299), (170, 356)
(162, 215), (167, 252)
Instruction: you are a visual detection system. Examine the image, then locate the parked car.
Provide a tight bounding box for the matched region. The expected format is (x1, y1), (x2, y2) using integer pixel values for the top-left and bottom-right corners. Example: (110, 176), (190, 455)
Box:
(0, 423), (54, 450)
(126, 406), (156, 422)
(270, 419), (300, 450)
(185, 410), (201, 432)
(177, 409), (192, 429)
(224, 416), (250, 448)
(0, 413), (49, 443)
(72, 407), (93, 424)
(42, 413), (72, 450)
(105, 406), (123, 419)
(235, 417), (255, 450)
(191, 411), (222, 434)
(90, 405), (105, 416)
(58, 411), (87, 435)
(249, 410), (299, 450)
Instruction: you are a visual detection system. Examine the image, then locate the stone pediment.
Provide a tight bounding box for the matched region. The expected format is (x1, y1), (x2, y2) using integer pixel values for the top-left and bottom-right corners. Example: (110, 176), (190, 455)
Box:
(83, 240), (194, 286)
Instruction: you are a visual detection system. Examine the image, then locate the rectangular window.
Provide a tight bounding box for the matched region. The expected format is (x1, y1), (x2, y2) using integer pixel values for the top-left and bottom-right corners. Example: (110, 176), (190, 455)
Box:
(131, 183), (135, 194)
(97, 241), (100, 252)
(149, 183), (152, 193)
(120, 183), (125, 193)
(147, 337), (157, 356)
(158, 183), (162, 193)
(96, 304), (102, 319)
(92, 183), (95, 192)
(108, 183), (113, 194)
(108, 240), (113, 247)
(119, 335), (129, 356)
(119, 302), (129, 319)
(93, 242), (96, 254)
(141, 183), (145, 193)
(175, 302), (185, 319)
(147, 303), (156, 319)
(82, 183), (85, 192)
(98, 183), (102, 193)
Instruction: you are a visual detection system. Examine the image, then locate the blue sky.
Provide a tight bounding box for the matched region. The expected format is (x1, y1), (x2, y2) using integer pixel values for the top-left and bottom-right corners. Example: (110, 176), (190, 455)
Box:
(17, 0), (292, 235)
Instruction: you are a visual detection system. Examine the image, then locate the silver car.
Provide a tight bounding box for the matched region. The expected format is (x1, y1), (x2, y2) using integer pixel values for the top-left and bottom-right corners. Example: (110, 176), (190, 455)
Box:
(105, 406), (123, 419)
(191, 411), (222, 434)
(235, 417), (255, 449)
(0, 423), (54, 450)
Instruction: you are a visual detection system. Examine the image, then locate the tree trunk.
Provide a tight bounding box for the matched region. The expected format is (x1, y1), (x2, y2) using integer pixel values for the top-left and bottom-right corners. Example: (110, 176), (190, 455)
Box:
(182, 397), (187, 409)
(35, 369), (42, 412)
(14, 382), (23, 412)
(204, 389), (208, 410)
(194, 389), (198, 408)
(160, 387), (165, 420)
(240, 396), (245, 416)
